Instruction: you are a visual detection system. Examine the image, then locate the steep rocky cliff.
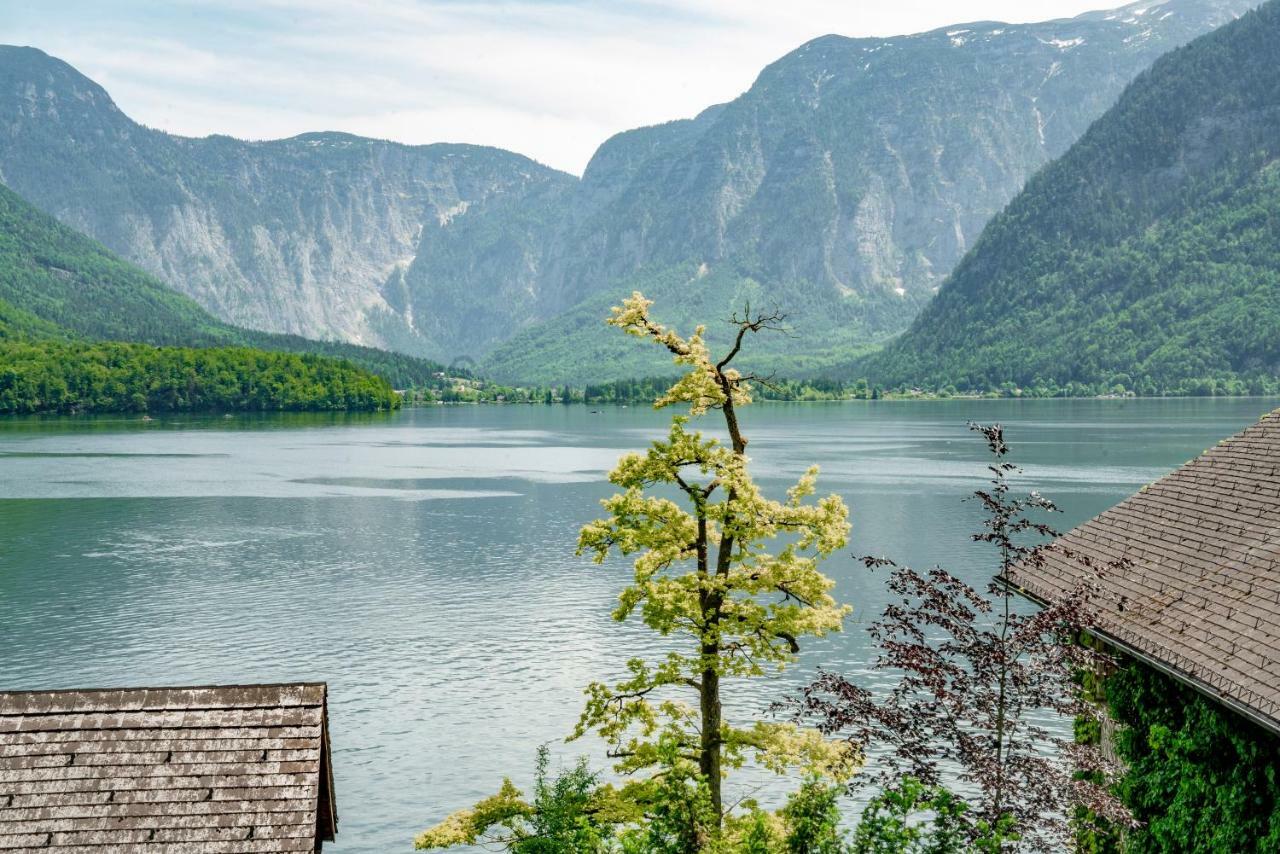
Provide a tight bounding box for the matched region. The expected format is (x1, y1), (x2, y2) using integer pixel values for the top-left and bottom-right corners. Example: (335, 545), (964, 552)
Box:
(0, 46), (573, 357)
(0, 180), (457, 388)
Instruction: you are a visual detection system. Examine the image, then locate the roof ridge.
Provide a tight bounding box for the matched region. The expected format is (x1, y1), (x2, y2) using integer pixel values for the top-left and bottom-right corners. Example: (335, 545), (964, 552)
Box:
(0, 684), (328, 716)
(0, 681), (327, 698)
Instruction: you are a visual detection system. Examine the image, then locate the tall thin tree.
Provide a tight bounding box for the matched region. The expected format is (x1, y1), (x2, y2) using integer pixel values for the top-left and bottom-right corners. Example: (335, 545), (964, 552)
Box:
(575, 293), (855, 832)
(417, 292), (856, 849)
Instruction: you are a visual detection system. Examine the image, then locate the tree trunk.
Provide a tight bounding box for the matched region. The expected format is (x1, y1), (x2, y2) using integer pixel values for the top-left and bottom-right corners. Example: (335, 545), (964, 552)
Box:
(695, 498), (723, 827)
(992, 541), (1011, 820)
(697, 380), (741, 826)
(699, 656), (722, 821)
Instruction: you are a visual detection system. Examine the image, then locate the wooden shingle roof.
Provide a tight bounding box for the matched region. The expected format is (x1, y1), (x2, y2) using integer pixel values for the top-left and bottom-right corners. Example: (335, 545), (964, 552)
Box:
(1006, 409), (1280, 734)
(0, 683), (337, 852)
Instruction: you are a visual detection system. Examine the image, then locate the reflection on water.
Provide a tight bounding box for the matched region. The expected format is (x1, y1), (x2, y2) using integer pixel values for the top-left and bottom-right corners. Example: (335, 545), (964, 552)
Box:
(1, 398), (1276, 852)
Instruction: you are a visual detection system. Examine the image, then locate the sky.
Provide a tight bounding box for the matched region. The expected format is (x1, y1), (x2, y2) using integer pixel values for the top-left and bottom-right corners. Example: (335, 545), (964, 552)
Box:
(2, 0), (1126, 175)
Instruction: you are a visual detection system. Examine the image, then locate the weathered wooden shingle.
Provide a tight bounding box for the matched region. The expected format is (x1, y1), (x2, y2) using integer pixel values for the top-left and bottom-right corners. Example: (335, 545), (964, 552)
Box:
(1006, 409), (1280, 734)
(0, 683), (337, 852)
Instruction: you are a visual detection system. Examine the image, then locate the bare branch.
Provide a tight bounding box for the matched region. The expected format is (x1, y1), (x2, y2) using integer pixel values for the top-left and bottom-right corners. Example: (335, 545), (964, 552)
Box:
(716, 304), (790, 371)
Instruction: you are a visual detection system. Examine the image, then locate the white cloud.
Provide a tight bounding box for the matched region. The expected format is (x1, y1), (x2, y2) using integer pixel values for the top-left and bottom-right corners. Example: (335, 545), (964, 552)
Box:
(2, 0), (1120, 173)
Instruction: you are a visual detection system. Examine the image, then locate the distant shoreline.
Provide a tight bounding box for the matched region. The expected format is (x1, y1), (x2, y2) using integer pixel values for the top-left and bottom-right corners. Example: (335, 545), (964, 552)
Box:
(5, 394), (1278, 422)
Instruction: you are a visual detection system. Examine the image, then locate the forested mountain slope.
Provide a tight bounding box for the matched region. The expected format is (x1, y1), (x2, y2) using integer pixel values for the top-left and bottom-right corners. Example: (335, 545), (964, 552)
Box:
(0, 0), (1255, 380)
(0, 182), (402, 412)
(0, 182), (448, 388)
(864, 0), (1280, 396)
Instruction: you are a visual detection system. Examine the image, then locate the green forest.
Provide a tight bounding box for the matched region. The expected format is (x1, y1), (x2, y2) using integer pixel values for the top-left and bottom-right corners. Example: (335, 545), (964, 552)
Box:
(0, 180), (425, 412)
(0, 340), (399, 414)
(0, 179), (454, 393)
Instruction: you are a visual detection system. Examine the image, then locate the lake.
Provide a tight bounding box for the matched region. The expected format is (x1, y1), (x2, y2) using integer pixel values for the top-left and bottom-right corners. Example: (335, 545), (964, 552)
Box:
(2, 397), (1277, 851)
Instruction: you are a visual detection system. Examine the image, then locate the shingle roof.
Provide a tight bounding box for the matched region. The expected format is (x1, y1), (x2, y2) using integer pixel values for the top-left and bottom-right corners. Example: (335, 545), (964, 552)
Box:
(1006, 409), (1280, 734)
(0, 683), (337, 852)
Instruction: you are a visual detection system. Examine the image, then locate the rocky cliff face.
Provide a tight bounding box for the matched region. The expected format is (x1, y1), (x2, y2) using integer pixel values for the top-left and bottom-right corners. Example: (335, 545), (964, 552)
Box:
(426, 0), (1263, 379)
(0, 46), (573, 356)
(0, 0), (1260, 376)
(863, 0), (1280, 394)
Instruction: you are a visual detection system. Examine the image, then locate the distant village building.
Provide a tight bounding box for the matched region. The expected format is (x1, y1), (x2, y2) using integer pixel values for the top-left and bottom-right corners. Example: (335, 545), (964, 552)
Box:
(0, 683), (337, 852)
(1006, 409), (1280, 735)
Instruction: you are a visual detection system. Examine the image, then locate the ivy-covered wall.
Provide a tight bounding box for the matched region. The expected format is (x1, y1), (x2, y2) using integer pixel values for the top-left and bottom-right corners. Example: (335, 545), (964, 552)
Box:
(1102, 660), (1280, 852)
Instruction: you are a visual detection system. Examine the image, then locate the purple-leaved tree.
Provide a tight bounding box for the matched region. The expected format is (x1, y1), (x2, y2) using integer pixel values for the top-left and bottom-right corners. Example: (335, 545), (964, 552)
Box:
(795, 423), (1136, 851)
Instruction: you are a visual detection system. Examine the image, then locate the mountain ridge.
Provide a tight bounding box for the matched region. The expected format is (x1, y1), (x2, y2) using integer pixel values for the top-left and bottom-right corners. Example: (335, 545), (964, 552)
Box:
(860, 0), (1280, 396)
(476, 0), (1262, 382)
(0, 0), (1261, 380)
(0, 43), (574, 357)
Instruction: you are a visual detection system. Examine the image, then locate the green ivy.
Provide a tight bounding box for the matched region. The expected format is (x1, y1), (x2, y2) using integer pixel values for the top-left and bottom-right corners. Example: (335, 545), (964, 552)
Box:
(1104, 662), (1280, 853)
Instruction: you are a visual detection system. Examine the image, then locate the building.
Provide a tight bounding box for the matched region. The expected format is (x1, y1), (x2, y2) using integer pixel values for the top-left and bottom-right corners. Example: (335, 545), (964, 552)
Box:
(0, 682), (337, 852)
(1005, 409), (1280, 735)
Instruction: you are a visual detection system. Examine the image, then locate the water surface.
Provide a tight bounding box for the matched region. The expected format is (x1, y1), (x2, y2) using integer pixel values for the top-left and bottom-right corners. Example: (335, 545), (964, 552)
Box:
(2, 398), (1275, 851)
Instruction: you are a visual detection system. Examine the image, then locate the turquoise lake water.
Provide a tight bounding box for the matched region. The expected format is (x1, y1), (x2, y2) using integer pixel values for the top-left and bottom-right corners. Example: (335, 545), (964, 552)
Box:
(2, 397), (1276, 851)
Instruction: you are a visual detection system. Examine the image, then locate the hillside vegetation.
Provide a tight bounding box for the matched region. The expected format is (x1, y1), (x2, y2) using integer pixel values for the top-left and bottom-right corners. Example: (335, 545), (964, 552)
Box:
(0, 340), (400, 414)
(0, 182), (415, 412)
(864, 1), (1280, 397)
(0, 181), (448, 392)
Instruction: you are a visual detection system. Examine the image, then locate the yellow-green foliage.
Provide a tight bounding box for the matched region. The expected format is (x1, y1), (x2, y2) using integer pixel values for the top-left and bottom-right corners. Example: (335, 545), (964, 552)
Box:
(414, 780), (531, 848)
(573, 292), (854, 784)
(416, 293), (856, 850)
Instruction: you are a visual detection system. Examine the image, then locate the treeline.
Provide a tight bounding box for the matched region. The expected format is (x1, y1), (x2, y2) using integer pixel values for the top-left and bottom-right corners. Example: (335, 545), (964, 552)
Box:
(578, 376), (864, 403)
(497, 372), (1280, 405)
(0, 340), (400, 414)
(868, 374), (1280, 399)
(404, 370), (1280, 406)
(399, 376), (881, 405)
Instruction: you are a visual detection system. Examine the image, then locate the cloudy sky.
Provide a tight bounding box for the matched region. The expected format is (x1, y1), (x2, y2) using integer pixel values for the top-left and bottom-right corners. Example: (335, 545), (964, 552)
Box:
(4, 0), (1121, 174)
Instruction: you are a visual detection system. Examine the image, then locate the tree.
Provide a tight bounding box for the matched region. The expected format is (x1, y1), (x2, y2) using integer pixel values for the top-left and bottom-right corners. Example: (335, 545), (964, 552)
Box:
(417, 292), (855, 849)
(794, 424), (1134, 851)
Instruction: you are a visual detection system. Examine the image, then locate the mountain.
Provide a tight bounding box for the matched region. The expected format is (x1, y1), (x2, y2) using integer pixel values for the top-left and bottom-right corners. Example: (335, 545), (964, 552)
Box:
(0, 0), (1259, 381)
(0, 181), (450, 388)
(862, 0), (1280, 397)
(476, 0), (1260, 382)
(0, 44), (574, 357)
